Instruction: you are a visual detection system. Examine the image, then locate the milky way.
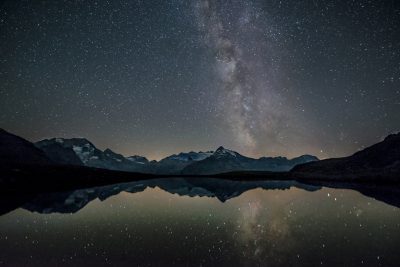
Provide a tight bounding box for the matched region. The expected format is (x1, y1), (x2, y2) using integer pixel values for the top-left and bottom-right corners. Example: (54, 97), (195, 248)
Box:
(0, 0), (399, 159)
(194, 0), (290, 154)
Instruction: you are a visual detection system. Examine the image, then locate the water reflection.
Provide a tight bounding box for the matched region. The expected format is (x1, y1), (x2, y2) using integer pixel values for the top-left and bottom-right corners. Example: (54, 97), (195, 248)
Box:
(22, 179), (322, 214)
(0, 178), (399, 215)
(0, 178), (399, 267)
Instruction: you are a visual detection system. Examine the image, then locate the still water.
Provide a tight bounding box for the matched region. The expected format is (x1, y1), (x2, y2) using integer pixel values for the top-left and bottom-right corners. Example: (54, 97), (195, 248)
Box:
(0, 178), (399, 267)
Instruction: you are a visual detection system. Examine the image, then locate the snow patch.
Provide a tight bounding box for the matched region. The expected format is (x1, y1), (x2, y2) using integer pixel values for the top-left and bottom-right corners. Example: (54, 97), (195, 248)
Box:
(214, 147), (237, 157)
(72, 143), (95, 163)
(169, 152), (213, 162)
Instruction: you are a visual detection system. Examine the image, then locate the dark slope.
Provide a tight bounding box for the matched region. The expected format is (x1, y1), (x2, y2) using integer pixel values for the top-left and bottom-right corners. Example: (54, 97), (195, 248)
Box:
(35, 140), (83, 166)
(0, 128), (52, 167)
(292, 133), (400, 181)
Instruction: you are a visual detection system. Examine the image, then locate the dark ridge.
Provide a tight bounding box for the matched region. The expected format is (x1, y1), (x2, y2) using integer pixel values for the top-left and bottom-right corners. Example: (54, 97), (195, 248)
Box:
(0, 128), (53, 167)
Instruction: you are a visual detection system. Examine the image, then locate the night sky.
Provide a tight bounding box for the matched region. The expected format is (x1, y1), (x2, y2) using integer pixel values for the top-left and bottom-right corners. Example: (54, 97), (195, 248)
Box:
(0, 0), (399, 160)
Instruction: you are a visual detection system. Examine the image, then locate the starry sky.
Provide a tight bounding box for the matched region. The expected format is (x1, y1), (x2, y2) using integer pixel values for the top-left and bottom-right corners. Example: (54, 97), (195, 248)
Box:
(0, 0), (399, 160)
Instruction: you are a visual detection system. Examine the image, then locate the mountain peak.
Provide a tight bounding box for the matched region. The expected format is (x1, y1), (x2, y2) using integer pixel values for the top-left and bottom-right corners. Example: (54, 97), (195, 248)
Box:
(384, 132), (400, 142)
(104, 148), (116, 154)
(37, 137), (95, 148)
(162, 151), (213, 162)
(216, 146), (225, 151)
(293, 154), (319, 161)
(213, 146), (237, 157)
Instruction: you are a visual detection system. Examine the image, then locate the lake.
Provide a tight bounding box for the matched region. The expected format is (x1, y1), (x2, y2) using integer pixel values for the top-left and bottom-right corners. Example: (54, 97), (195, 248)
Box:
(0, 178), (399, 266)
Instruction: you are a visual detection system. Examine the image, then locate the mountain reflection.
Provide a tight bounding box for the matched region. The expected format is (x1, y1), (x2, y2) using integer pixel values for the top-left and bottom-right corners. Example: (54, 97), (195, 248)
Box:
(22, 179), (321, 214)
(0, 178), (399, 267)
(1, 178), (399, 215)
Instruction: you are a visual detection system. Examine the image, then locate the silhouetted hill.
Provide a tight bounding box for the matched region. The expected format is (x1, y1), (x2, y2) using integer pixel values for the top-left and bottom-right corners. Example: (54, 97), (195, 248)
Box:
(0, 129), (53, 167)
(292, 133), (400, 181)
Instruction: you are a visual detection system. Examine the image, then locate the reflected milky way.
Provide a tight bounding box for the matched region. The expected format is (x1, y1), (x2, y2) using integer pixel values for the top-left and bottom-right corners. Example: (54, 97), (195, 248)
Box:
(0, 179), (399, 267)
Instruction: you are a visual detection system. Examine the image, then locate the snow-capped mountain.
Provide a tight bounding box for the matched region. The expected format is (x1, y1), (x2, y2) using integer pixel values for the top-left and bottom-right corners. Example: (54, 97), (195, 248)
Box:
(181, 146), (253, 175)
(126, 155), (149, 164)
(3, 128), (400, 184)
(33, 136), (318, 175)
(182, 146), (319, 175)
(36, 138), (100, 165)
(35, 138), (149, 172)
(212, 146), (240, 158)
(150, 151), (213, 174)
(165, 151), (213, 162)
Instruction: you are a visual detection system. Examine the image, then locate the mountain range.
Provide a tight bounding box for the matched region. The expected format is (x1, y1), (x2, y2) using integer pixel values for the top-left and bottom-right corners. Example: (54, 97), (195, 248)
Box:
(34, 135), (318, 175)
(0, 128), (399, 187)
(35, 138), (150, 173)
